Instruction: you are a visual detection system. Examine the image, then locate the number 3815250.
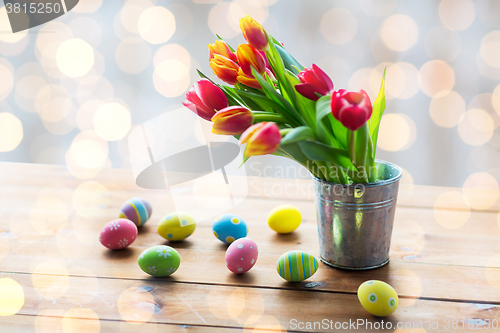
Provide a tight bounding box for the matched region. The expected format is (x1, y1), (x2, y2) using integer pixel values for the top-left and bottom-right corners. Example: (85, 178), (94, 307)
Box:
(6, 2), (62, 14)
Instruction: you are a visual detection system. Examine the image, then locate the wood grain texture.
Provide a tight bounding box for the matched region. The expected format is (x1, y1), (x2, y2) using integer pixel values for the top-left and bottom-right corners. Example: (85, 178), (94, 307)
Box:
(0, 162), (499, 332)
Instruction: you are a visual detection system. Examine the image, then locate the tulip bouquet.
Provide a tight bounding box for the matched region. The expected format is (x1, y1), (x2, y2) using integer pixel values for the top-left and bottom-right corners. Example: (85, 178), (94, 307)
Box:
(183, 15), (386, 184)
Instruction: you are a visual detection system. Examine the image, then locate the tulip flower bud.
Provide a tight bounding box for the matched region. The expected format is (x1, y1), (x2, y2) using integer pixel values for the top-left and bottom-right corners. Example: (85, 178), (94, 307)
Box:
(240, 122), (281, 158)
(211, 106), (255, 135)
(295, 64), (334, 101)
(236, 44), (266, 78)
(210, 54), (240, 85)
(331, 89), (373, 131)
(208, 40), (237, 63)
(182, 79), (228, 121)
(239, 15), (269, 51)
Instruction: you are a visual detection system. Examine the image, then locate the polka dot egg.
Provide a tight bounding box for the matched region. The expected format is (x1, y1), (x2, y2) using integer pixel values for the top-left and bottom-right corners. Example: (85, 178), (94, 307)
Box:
(276, 250), (318, 282)
(157, 211), (196, 241)
(138, 245), (181, 277)
(357, 280), (399, 317)
(119, 197), (152, 227)
(212, 213), (247, 244)
(267, 204), (302, 234)
(99, 218), (137, 250)
(225, 238), (258, 274)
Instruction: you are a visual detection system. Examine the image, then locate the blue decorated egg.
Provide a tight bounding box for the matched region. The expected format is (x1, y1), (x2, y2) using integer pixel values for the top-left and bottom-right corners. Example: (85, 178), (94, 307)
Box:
(119, 197), (152, 227)
(212, 214), (248, 244)
(276, 250), (318, 282)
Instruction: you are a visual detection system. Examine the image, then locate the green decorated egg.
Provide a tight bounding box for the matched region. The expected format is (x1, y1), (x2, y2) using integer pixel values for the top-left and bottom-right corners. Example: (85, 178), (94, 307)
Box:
(276, 250), (318, 282)
(157, 211), (196, 241)
(138, 245), (181, 277)
(357, 280), (399, 317)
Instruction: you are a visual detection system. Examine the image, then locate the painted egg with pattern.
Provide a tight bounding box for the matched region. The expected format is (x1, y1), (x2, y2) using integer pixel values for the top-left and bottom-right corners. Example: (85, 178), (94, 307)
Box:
(276, 250), (318, 282)
(225, 238), (258, 274)
(138, 245), (181, 277)
(119, 197), (152, 227)
(157, 211), (196, 241)
(267, 204), (302, 234)
(212, 213), (248, 244)
(357, 280), (399, 317)
(99, 219), (137, 250)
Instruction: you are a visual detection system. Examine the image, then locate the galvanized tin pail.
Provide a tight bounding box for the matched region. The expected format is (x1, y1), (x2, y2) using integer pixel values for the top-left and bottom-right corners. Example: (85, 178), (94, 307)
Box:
(313, 160), (402, 270)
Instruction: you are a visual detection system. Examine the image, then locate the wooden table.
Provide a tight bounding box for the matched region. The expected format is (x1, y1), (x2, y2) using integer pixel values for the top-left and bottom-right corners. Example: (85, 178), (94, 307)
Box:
(0, 162), (499, 332)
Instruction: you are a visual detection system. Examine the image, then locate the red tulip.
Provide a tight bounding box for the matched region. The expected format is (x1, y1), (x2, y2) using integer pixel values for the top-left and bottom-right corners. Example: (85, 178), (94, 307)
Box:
(211, 106), (255, 135)
(182, 79), (228, 121)
(295, 64), (334, 101)
(331, 89), (372, 131)
(240, 122), (281, 158)
(239, 15), (269, 51)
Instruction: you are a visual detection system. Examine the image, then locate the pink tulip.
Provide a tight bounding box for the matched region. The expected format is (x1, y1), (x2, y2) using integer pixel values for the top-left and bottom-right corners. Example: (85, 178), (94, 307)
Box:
(331, 89), (373, 131)
(295, 64), (334, 101)
(211, 106), (255, 135)
(240, 122), (281, 158)
(182, 79), (228, 121)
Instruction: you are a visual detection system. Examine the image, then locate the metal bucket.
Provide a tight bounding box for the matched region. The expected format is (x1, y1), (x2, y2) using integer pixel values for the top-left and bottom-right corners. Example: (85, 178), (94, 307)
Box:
(313, 160), (402, 270)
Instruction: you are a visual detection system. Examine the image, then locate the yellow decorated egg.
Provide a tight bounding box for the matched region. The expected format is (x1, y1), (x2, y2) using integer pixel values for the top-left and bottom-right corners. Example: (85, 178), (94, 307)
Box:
(157, 211), (196, 241)
(267, 205), (302, 234)
(357, 280), (399, 317)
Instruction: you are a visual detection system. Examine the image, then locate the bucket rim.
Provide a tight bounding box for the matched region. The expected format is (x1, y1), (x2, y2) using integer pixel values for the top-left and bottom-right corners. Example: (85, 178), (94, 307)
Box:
(312, 159), (402, 188)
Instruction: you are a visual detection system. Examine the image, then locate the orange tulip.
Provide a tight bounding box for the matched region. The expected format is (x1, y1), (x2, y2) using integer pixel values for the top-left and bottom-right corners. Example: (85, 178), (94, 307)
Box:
(239, 15), (269, 51)
(208, 40), (237, 63)
(210, 54), (240, 85)
(240, 122), (281, 158)
(236, 44), (266, 78)
(211, 106), (255, 135)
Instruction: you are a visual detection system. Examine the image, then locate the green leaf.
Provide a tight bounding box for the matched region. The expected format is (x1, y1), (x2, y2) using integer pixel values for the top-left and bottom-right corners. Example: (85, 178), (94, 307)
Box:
(219, 85), (247, 108)
(316, 95), (332, 121)
(369, 68), (386, 158)
(274, 43), (304, 74)
(197, 69), (215, 82)
(297, 140), (352, 168)
(236, 90), (289, 115)
(265, 34), (299, 111)
(251, 68), (304, 126)
(280, 126), (316, 145)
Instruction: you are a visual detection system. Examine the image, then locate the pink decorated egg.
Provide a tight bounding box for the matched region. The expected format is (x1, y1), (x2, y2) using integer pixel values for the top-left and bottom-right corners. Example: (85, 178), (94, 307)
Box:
(225, 237), (258, 274)
(99, 219), (138, 250)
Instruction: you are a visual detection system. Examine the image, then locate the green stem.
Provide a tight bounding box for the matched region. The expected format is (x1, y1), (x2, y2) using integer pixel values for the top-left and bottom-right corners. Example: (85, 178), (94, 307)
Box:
(279, 128), (292, 136)
(254, 114), (287, 123)
(348, 130), (355, 164)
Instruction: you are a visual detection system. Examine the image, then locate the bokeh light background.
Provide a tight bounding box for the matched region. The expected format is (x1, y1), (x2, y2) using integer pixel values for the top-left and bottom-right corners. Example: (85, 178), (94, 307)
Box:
(0, 0), (500, 192)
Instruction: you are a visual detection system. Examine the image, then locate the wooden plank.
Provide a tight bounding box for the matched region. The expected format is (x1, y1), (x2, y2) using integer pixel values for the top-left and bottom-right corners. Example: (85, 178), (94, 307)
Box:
(2, 228), (500, 304)
(2, 272), (499, 333)
(0, 162), (498, 211)
(0, 314), (244, 333)
(1, 195), (498, 266)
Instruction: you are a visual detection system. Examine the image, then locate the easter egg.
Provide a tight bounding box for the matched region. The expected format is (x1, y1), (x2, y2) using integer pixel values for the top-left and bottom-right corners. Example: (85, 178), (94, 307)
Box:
(119, 197), (152, 227)
(357, 280), (399, 317)
(138, 245), (181, 277)
(276, 250), (318, 282)
(267, 204), (302, 234)
(212, 214), (247, 244)
(225, 238), (258, 274)
(99, 219), (138, 250)
(158, 211), (196, 241)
